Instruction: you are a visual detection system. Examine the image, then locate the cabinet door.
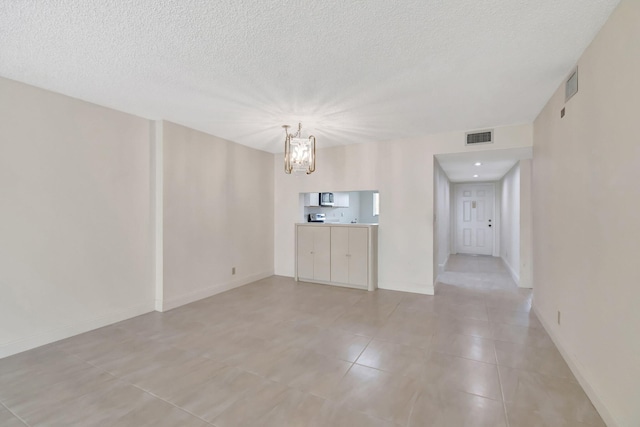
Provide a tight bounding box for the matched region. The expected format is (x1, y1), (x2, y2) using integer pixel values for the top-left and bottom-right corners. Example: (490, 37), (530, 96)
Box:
(303, 193), (320, 207)
(313, 227), (331, 281)
(330, 227), (349, 284)
(297, 226), (314, 280)
(334, 192), (350, 207)
(348, 227), (369, 287)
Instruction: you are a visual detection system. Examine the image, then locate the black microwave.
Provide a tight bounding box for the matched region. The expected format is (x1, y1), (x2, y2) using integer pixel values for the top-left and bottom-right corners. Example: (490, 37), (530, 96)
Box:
(319, 192), (334, 206)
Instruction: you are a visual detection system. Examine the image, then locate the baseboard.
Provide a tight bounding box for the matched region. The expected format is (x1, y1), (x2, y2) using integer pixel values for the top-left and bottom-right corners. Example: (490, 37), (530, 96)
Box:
(501, 256), (520, 286)
(533, 304), (620, 427)
(438, 254), (450, 275)
(0, 301), (155, 359)
(159, 270), (274, 312)
(378, 281), (434, 295)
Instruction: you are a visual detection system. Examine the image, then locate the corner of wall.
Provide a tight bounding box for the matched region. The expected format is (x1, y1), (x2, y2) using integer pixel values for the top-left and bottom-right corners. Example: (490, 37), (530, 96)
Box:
(532, 303), (620, 427)
(151, 120), (164, 312)
(501, 257), (520, 286)
(438, 254), (450, 275)
(380, 281), (435, 296)
(159, 270), (274, 312)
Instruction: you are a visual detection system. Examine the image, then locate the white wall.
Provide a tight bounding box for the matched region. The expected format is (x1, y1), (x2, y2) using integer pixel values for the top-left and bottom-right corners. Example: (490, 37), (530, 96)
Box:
(532, 1), (640, 426)
(499, 163), (520, 283)
(161, 121), (274, 311)
(0, 77), (154, 358)
(433, 159), (451, 278)
(0, 78), (276, 356)
(274, 124), (533, 295)
(498, 159), (533, 288)
(519, 159), (533, 289)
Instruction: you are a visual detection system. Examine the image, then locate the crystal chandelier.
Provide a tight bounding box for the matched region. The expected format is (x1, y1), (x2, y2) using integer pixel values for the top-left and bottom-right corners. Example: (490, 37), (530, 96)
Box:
(283, 123), (316, 175)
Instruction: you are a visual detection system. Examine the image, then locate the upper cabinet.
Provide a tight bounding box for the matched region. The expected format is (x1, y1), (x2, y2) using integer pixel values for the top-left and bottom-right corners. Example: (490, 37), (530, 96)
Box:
(333, 192), (350, 208)
(303, 193), (320, 207)
(303, 192), (349, 208)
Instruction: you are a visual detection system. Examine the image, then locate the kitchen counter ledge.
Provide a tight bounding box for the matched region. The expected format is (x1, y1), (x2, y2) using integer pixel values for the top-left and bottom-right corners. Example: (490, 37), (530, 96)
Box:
(296, 222), (378, 227)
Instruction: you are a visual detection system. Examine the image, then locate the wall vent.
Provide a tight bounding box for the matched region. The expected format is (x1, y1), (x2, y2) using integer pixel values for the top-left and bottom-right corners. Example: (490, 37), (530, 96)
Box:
(465, 130), (493, 146)
(565, 67), (578, 101)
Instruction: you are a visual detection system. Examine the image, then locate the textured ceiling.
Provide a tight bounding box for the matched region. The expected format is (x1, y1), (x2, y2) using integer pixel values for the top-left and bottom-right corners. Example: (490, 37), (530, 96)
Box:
(0, 0), (620, 153)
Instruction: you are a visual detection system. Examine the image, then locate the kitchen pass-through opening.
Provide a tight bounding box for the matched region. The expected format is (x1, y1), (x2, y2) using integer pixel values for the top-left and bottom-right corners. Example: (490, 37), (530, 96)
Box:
(300, 190), (379, 224)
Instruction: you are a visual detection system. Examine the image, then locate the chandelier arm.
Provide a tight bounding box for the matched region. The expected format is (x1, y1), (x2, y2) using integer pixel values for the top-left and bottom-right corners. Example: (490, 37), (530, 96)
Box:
(307, 135), (316, 174)
(284, 134), (292, 174)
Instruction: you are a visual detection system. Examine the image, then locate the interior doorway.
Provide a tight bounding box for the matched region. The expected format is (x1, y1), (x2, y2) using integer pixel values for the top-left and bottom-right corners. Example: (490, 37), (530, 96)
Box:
(433, 147), (533, 289)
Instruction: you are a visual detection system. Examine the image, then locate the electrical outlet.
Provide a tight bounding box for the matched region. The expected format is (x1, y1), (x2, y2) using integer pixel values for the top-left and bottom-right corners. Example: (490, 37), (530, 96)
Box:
(557, 311), (561, 325)
(232, 267), (236, 275)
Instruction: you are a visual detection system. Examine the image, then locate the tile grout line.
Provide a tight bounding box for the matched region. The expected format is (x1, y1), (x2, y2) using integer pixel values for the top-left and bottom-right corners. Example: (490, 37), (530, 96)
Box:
(78, 357), (218, 426)
(483, 284), (510, 427)
(493, 334), (510, 427)
(0, 399), (31, 427)
(351, 334), (375, 365)
(0, 350), (109, 427)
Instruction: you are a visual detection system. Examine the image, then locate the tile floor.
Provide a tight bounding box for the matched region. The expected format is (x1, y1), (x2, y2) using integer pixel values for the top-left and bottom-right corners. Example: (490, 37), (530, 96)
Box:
(0, 254), (604, 426)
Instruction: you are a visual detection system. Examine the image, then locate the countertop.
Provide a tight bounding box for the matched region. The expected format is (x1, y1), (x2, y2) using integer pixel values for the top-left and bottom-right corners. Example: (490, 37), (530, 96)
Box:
(296, 222), (378, 227)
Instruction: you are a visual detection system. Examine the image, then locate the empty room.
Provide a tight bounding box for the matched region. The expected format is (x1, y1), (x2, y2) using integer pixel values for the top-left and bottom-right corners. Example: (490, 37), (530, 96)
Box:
(1, 1), (638, 426)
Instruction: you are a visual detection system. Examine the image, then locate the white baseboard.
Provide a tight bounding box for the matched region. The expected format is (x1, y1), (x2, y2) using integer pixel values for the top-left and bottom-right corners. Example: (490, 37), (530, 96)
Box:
(159, 270), (274, 312)
(378, 281), (434, 295)
(533, 304), (619, 427)
(501, 256), (520, 286)
(438, 254), (450, 274)
(0, 301), (155, 359)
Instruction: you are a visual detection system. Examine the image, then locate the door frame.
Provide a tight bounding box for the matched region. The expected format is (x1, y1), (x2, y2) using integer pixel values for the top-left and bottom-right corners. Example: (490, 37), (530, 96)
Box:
(451, 182), (500, 257)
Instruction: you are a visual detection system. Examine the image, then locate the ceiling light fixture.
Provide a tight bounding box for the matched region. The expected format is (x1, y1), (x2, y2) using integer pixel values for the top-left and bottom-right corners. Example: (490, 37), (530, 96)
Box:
(474, 162), (482, 166)
(473, 174), (479, 178)
(283, 123), (316, 175)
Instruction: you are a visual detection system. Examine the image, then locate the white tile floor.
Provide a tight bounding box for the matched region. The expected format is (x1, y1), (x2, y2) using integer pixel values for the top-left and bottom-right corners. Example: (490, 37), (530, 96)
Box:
(0, 254), (604, 426)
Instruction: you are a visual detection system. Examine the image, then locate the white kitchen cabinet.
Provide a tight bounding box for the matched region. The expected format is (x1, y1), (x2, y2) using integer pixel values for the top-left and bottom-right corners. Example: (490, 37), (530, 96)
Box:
(295, 223), (377, 291)
(296, 225), (330, 282)
(303, 193), (319, 207)
(333, 192), (350, 207)
(330, 226), (368, 287)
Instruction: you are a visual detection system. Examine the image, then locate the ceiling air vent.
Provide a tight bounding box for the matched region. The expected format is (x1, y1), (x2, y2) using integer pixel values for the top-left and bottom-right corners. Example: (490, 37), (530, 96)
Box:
(465, 130), (493, 146)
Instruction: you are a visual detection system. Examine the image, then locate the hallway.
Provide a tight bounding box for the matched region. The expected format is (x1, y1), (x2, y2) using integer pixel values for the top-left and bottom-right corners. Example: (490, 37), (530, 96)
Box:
(0, 258), (604, 426)
(436, 254), (603, 426)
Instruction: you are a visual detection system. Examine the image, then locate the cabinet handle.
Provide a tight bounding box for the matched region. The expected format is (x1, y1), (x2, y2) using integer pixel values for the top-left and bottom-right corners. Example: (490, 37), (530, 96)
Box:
(346, 254), (351, 257)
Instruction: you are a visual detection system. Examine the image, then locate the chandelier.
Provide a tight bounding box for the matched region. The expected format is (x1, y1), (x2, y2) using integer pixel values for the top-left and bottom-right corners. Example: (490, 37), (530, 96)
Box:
(283, 122), (316, 175)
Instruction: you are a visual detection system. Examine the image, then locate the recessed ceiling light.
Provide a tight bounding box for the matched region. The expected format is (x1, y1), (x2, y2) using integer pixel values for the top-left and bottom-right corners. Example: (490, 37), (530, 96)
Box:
(474, 162), (482, 166)
(473, 174), (479, 178)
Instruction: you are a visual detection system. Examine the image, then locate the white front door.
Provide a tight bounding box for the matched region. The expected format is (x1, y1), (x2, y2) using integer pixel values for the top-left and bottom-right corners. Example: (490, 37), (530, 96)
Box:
(455, 183), (494, 255)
